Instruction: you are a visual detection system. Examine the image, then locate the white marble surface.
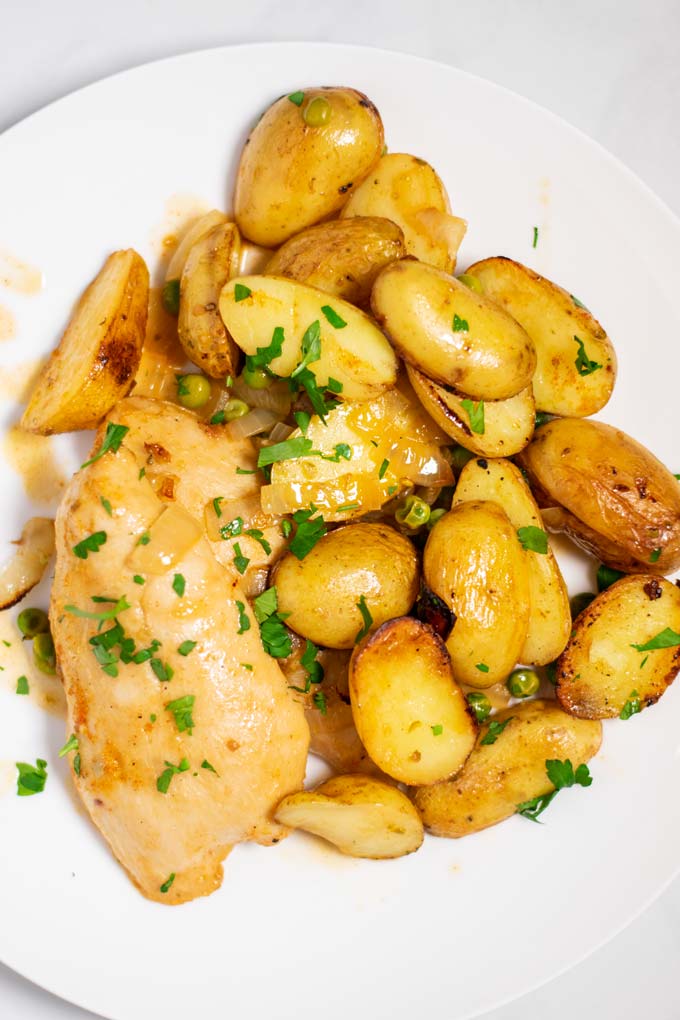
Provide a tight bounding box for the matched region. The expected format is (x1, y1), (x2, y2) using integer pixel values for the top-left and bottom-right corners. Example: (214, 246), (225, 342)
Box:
(1, 1), (679, 1017)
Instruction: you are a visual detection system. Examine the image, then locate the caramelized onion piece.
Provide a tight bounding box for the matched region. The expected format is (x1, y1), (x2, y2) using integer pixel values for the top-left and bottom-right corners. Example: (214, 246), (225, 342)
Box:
(0, 517), (55, 610)
(126, 505), (202, 574)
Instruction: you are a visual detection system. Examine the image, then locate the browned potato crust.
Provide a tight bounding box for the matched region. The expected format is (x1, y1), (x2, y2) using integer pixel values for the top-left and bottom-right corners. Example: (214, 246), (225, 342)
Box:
(518, 417), (680, 574)
(556, 575), (680, 719)
(412, 700), (602, 837)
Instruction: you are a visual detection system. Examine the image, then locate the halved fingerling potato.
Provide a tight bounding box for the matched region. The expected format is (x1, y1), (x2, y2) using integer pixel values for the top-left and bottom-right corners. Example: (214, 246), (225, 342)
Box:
(0, 517), (55, 610)
(178, 221), (241, 378)
(423, 501), (530, 686)
(468, 256), (616, 416)
(341, 153), (466, 272)
(165, 209), (228, 283)
(453, 458), (570, 665)
(219, 275), (397, 400)
(518, 417), (680, 574)
(265, 217), (405, 306)
(556, 575), (680, 719)
(22, 250), (149, 434)
(234, 87), (384, 247)
(412, 700), (602, 838)
(349, 617), (477, 784)
(406, 364), (535, 456)
(371, 260), (536, 399)
(275, 774), (423, 859)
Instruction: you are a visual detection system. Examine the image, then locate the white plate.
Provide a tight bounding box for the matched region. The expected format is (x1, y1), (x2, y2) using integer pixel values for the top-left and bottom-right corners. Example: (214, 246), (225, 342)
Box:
(1, 42), (679, 1020)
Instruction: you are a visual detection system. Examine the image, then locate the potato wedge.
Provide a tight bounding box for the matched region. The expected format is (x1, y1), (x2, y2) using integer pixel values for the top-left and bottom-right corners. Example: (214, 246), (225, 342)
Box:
(349, 617), (477, 785)
(275, 774), (423, 859)
(178, 221), (241, 378)
(423, 501), (530, 686)
(0, 517), (55, 610)
(265, 217), (405, 306)
(219, 274), (397, 401)
(371, 260), (536, 399)
(165, 210), (228, 283)
(341, 153), (466, 272)
(406, 364), (535, 457)
(556, 575), (680, 719)
(273, 524), (418, 650)
(468, 256), (616, 416)
(412, 700), (602, 837)
(234, 87), (384, 247)
(453, 458), (570, 665)
(518, 417), (680, 574)
(22, 250), (148, 434)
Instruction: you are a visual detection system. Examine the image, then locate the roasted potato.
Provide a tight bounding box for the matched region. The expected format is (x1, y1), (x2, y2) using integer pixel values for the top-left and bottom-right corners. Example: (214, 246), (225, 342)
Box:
(275, 774), (423, 859)
(556, 575), (680, 719)
(349, 617), (477, 784)
(371, 260), (536, 399)
(468, 256), (616, 416)
(412, 700), (602, 837)
(22, 250), (148, 434)
(453, 458), (570, 665)
(234, 87), (384, 247)
(219, 275), (397, 401)
(518, 417), (680, 574)
(341, 153), (466, 272)
(177, 221), (241, 378)
(423, 501), (530, 686)
(273, 523), (419, 649)
(406, 364), (535, 457)
(265, 217), (405, 306)
(0, 517), (55, 610)
(165, 210), (228, 283)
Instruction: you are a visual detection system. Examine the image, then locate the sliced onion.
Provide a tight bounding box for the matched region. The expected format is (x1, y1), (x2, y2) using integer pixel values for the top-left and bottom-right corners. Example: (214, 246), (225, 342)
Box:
(387, 441), (454, 488)
(231, 376), (292, 417)
(126, 505), (202, 574)
(0, 517), (55, 610)
(225, 407), (279, 439)
(268, 422), (295, 444)
(165, 210), (227, 281)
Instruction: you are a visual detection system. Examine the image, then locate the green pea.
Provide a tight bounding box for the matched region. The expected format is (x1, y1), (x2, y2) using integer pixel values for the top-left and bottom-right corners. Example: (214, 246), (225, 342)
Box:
(507, 667), (540, 699)
(17, 607), (49, 639)
(534, 411), (554, 429)
(303, 96), (332, 127)
(427, 508), (447, 530)
(395, 496), (431, 529)
(177, 374), (212, 409)
(33, 631), (56, 675)
(570, 591), (595, 618)
(162, 278), (180, 316)
(457, 273), (483, 294)
(466, 691), (491, 723)
(597, 564), (625, 592)
(223, 399), (250, 422)
(447, 444), (474, 472)
(242, 365), (273, 390)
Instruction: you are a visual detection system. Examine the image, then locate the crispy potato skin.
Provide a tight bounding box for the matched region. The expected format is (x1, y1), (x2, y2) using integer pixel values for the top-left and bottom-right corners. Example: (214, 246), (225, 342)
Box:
(406, 364), (535, 457)
(423, 501), (530, 686)
(349, 618), (477, 785)
(22, 250), (148, 434)
(371, 259), (536, 399)
(265, 217), (405, 306)
(273, 523), (419, 649)
(518, 417), (680, 574)
(412, 700), (602, 837)
(556, 575), (680, 719)
(234, 87), (384, 247)
(468, 256), (616, 416)
(453, 458), (571, 665)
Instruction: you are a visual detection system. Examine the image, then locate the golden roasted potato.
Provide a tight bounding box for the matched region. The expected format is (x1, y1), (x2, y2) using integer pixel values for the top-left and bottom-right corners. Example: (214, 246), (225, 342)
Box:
(178, 221), (241, 379)
(406, 364), (535, 457)
(556, 575), (680, 719)
(468, 256), (616, 416)
(371, 260), (536, 399)
(275, 774), (423, 859)
(234, 87), (384, 247)
(423, 501), (530, 686)
(453, 458), (570, 665)
(0, 517), (55, 610)
(265, 217), (405, 306)
(518, 417), (680, 574)
(273, 523), (418, 650)
(165, 210), (228, 283)
(219, 275), (397, 401)
(349, 617), (477, 784)
(341, 153), (466, 272)
(412, 700), (602, 837)
(22, 250), (148, 434)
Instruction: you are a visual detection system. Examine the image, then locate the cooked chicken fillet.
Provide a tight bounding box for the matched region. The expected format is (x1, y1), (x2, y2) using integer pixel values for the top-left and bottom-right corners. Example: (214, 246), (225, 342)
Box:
(51, 410), (309, 904)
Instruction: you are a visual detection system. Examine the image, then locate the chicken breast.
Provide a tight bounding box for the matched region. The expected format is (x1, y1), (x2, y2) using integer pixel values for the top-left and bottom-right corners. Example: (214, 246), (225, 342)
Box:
(51, 411), (309, 905)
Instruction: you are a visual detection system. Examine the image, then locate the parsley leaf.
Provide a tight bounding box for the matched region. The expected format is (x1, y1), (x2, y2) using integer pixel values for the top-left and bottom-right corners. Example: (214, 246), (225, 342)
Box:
(294, 410), (311, 435)
(650, 548), (662, 563)
(213, 496), (224, 518)
(452, 313), (469, 332)
(355, 595), (373, 643)
(244, 325), (284, 373)
(156, 757), (189, 793)
(597, 564), (625, 591)
(177, 640), (196, 656)
(253, 588), (278, 622)
(321, 305), (347, 329)
(236, 600), (250, 635)
(165, 695), (195, 734)
(233, 543), (250, 574)
(234, 283), (252, 302)
(517, 526), (548, 554)
(100, 497), (113, 516)
(72, 531), (107, 559)
(288, 90), (305, 106)
(630, 628), (680, 652)
(150, 658), (174, 683)
(312, 690), (327, 714)
(517, 758), (592, 822)
(133, 575), (145, 585)
(201, 759), (218, 775)
(220, 516), (243, 539)
(461, 398), (485, 435)
(379, 458), (389, 479)
(431, 724), (443, 736)
(288, 507), (327, 560)
(532, 226), (539, 248)
(160, 873), (175, 893)
(16, 675), (29, 695)
(16, 759), (48, 796)
(244, 529), (272, 555)
(480, 717), (514, 746)
(81, 423), (129, 468)
(475, 662), (489, 673)
(172, 573), (186, 597)
(253, 587), (292, 658)
(58, 734), (79, 758)
(620, 690), (642, 720)
(258, 437), (314, 467)
(573, 335), (602, 376)
(66, 595), (130, 622)
(290, 320), (321, 378)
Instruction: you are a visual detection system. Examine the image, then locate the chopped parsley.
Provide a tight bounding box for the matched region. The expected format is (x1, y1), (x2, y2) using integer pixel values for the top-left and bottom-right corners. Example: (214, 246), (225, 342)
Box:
(571, 294), (588, 310)
(133, 575), (145, 585)
(73, 754), (81, 776)
(16, 759), (48, 796)
(294, 410), (311, 435)
(101, 497), (113, 516)
(355, 596), (373, 643)
(630, 628), (680, 652)
(234, 283), (252, 302)
(156, 757), (189, 794)
(244, 325), (284, 374)
(596, 564), (625, 591)
(532, 226), (539, 248)
(321, 305), (347, 329)
(288, 90), (305, 106)
(233, 543), (250, 574)
(66, 595), (130, 622)
(480, 717), (514, 746)
(72, 531), (107, 559)
(172, 573), (186, 597)
(245, 529), (272, 555)
(210, 410), (226, 425)
(253, 586), (292, 658)
(176, 374), (190, 397)
(650, 548), (662, 563)
(379, 459), (389, 479)
(241, 662), (253, 671)
(288, 507), (327, 560)
(160, 873), (176, 894)
(177, 640), (196, 656)
(289, 639), (325, 696)
(138, 467), (146, 480)
(573, 335), (602, 376)
(290, 320), (321, 378)
(517, 526), (548, 554)
(213, 496), (224, 518)
(220, 516), (243, 539)
(58, 734), (79, 758)
(257, 436), (313, 467)
(475, 663), (489, 673)
(150, 658), (174, 683)
(452, 313), (469, 332)
(201, 760), (218, 775)
(165, 695), (195, 734)
(620, 690), (642, 720)
(16, 675), (28, 695)
(137, 532), (151, 546)
(281, 519), (293, 539)
(236, 600), (250, 635)
(517, 758), (592, 822)
(337, 502), (359, 513)
(431, 724), (443, 736)
(461, 398), (485, 435)
(312, 690), (327, 714)
(81, 422), (129, 468)
(236, 466), (257, 475)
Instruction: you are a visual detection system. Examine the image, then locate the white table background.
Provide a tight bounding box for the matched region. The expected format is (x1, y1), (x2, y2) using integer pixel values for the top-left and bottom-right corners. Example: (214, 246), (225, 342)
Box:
(1, 1), (679, 1017)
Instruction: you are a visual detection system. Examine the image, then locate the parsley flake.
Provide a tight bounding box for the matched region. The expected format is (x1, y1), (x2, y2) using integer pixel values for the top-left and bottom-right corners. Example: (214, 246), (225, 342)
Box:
(650, 548), (662, 563)
(172, 573), (186, 597)
(245, 529), (272, 555)
(620, 690), (642, 720)
(355, 596), (373, 643)
(177, 640), (196, 656)
(475, 662), (489, 673)
(16, 758), (48, 796)
(517, 526), (548, 554)
(220, 516), (243, 539)
(81, 423), (129, 468)
(573, 335), (602, 376)
(258, 436), (314, 467)
(294, 410), (311, 435)
(72, 531), (107, 559)
(480, 717), (514, 746)
(253, 587), (291, 658)
(213, 496), (224, 518)
(233, 543), (250, 575)
(160, 873), (175, 893)
(517, 758), (592, 822)
(165, 695), (195, 734)
(236, 600), (250, 635)
(321, 305), (347, 329)
(452, 313), (469, 332)
(16, 675), (28, 695)
(630, 628), (680, 652)
(201, 759), (218, 775)
(288, 507), (327, 560)
(101, 497), (113, 516)
(431, 724), (443, 736)
(133, 575), (145, 585)
(156, 757), (189, 794)
(290, 320), (321, 379)
(532, 226), (539, 248)
(150, 658), (174, 683)
(461, 399), (485, 435)
(244, 325), (284, 374)
(234, 283), (252, 302)
(312, 690), (327, 714)
(379, 459), (389, 479)
(58, 734), (79, 758)
(65, 595), (130, 622)
(288, 90), (305, 106)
